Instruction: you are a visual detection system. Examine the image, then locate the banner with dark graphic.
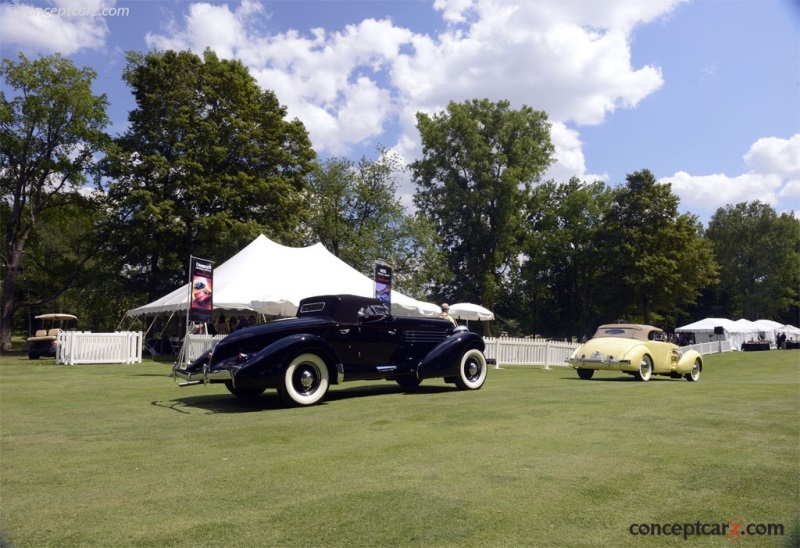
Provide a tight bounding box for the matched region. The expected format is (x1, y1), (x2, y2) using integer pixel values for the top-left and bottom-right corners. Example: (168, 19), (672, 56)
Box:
(374, 263), (392, 308)
(189, 257), (214, 323)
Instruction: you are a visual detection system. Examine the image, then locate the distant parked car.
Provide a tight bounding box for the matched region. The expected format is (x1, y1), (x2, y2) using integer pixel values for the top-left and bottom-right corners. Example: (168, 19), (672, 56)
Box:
(567, 324), (702, 381)
(173, 294), (488, 406)
(26, 314), (78, 360)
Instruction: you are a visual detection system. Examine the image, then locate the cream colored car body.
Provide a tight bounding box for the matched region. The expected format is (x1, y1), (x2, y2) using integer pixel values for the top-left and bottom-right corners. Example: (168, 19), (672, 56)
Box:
(567, 324), (702, 381)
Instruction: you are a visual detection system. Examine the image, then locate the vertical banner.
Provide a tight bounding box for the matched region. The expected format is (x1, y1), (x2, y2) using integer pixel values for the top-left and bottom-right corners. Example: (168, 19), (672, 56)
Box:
(188, 256), (214, 323)
(374, 263), (392, 308)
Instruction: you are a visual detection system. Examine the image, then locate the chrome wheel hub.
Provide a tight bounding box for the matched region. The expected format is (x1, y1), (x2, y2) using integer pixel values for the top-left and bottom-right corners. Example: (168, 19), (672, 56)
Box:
(299, 368), (316, 391)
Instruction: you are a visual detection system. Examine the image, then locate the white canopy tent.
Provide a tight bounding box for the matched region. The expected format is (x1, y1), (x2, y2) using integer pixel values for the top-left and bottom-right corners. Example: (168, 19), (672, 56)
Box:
(734, 318), (771, 345)
(781, 325), (800, 340)
(754, 319), (784, 331)
(675, 318), (753, 351)
(675, 317), (793, 350)
(126, 235), (440, 319)
(752, 319), (784, 345)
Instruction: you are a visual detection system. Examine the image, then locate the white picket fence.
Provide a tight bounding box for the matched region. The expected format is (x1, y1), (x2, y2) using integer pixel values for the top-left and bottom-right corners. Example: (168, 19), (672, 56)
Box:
(56, 331), (143, 365)
(482, 336), (733, 369)
(483, 337), (581, 368)
(681, 339), (734, 355)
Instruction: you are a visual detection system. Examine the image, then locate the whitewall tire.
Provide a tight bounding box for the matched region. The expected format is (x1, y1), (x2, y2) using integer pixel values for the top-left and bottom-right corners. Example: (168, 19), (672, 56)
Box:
(454, 349), (487, 390)
(278, 353), (330, 406)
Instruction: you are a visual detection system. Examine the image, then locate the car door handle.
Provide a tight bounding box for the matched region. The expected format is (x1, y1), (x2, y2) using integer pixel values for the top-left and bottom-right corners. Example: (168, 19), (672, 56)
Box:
(339, 329), (350, 335)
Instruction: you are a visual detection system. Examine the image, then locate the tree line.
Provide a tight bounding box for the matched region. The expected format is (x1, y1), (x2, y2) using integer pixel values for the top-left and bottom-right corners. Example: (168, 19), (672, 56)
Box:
(2, 50), (798, 349)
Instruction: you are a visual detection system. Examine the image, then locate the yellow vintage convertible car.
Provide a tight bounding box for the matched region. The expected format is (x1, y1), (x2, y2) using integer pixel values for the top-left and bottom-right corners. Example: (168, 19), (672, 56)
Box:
(567, 324), (702, 381)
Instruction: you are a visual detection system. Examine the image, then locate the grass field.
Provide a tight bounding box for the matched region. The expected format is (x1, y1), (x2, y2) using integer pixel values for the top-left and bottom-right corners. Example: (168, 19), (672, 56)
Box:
(1, 350), (798, 547)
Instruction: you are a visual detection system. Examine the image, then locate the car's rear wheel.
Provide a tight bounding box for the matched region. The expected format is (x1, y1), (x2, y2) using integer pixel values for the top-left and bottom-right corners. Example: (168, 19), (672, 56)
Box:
(278, 353), (330, 406)
(224, 381), (266, 399)
(396, 376), (422, 389)
(454, 349), (487, 390)
(576, 368), (594, 380)
(685, 360), (701, 382)
(634, 355), (653, 382)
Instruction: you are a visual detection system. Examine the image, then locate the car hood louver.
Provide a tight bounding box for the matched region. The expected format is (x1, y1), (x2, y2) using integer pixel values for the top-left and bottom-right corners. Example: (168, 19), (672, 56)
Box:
(403, 330), (448, 344)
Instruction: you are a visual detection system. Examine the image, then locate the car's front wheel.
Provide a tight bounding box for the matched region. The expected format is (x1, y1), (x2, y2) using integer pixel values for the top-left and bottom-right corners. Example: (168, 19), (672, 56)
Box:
(454, 348), (487, 390)
(576, 368), (594, 380)
(685, 360), (701, 382)
(634, 355), (653, 382)
(277, 353), (330, 406)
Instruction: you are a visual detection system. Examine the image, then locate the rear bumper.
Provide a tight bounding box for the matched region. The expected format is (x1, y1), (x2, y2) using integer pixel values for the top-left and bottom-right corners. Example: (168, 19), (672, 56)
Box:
(567, 358), (633, 371)
(173, 366), (233, 385)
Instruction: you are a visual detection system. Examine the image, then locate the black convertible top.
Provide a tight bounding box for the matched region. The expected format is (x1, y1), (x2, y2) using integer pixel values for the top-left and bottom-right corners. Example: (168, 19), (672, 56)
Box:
(297, 294), (385, 324)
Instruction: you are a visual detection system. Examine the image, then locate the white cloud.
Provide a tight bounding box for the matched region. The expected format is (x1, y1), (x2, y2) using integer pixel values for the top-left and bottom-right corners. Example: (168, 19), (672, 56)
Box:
(433, 0), (477, 24)
(140, 0), (682, 161)
(545, 122), (607, 183)
(1, 0), (111, 54)
(146, 4), (412, 155)
(145, 2), (251, 57)
(743, 135), (800, 180)
(666, 171), (783, 208)
(660, 134), (800, 216)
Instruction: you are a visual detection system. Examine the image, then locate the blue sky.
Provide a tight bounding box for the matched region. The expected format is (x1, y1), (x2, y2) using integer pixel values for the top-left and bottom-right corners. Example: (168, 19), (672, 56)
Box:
(2, 0), (798, 225)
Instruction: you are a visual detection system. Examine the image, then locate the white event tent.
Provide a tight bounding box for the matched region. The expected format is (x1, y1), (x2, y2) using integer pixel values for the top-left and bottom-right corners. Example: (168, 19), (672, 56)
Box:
(126, 235), (440, 319)
(752, 319), (784, 344)
(675, 318), (753, 351)
(735, 318), (773, 345)
(676, 317), (794, 350)
(781, 325), (800, 340)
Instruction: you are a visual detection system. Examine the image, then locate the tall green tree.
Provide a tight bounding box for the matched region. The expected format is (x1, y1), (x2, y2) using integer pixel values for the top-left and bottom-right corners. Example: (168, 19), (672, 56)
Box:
(5, 193), (128, 334)
(104, 49), (315, 302)
(305, 149), (447, 297)
(410, 99), (554, 309)
(599, 169), (717, 325)
(0, 53), (109, 350)
(514, 178), (613, 338)
(705, 201), (800, 323)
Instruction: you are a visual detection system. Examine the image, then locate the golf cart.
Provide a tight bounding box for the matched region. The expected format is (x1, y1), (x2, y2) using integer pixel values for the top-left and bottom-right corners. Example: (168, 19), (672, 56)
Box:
(26, 314), (78, 359)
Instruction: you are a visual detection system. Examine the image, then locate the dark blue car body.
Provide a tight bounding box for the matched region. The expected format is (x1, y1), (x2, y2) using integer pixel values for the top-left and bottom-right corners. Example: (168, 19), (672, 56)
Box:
(173, 294), (488, 406)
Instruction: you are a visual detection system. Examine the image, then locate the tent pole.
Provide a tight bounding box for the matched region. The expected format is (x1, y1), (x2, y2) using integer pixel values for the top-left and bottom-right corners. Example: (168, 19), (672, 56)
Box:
(177, 255), (195, 367)
(176, 322), (188, 366)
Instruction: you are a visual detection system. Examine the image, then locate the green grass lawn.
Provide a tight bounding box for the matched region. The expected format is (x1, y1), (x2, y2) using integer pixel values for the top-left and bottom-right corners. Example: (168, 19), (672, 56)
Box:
(1, 350), (798, 547)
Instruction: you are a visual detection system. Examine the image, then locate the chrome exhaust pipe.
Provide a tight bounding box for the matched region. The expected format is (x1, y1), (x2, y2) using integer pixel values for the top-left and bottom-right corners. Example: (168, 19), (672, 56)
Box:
(177, 380), (204, 387)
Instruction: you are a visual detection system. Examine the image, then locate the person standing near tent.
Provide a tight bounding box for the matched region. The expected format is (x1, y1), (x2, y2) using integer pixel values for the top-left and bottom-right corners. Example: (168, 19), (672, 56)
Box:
(216, 315), (229, 335)
(440, 304), (457, 326)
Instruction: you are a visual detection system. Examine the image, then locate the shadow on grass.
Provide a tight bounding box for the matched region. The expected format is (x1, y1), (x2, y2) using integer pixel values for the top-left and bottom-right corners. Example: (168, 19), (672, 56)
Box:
(564, 374), (688, 382)
(152, 382), (454, 414)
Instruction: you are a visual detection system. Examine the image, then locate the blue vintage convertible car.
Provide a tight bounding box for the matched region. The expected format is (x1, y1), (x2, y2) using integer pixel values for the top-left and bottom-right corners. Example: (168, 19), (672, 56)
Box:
(173, 294), (488, 406)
